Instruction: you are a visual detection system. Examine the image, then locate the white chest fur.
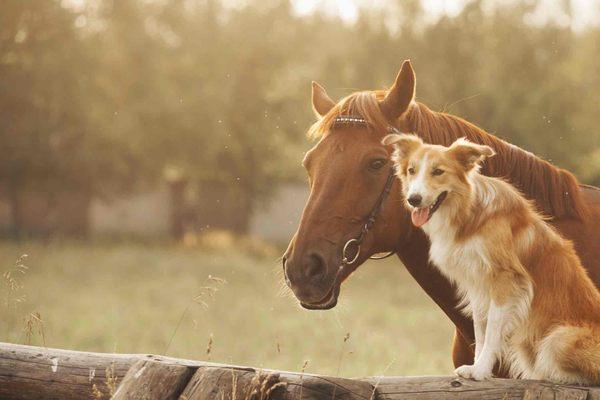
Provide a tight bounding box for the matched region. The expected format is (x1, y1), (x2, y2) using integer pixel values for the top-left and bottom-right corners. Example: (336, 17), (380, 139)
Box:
(423, 212), (491, 315)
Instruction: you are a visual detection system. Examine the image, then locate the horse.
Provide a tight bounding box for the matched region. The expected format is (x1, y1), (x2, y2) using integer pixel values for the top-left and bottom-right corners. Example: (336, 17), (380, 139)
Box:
(282, 60), (600, 370)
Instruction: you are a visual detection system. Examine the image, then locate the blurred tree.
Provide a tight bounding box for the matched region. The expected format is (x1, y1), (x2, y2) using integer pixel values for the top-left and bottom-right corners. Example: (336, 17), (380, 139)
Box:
(0, 1), (136, 237)
(1, 0), (599, 238)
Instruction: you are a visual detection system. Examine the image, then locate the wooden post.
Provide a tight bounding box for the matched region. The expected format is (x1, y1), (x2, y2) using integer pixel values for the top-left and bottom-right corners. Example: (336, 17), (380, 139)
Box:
(1, 343), (599, 400)
(0, 342), (137, 400)
(111, 360), (195, 400)
(365, 376), (596, 400)
(180, 365), (374, 400)
(180, 367), (285, 400)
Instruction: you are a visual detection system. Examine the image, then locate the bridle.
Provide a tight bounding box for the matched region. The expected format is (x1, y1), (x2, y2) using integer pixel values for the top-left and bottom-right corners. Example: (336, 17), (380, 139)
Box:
(281, 114), (400, 304)
(341, 166), (397, 265)
(331, 115), (400, 271)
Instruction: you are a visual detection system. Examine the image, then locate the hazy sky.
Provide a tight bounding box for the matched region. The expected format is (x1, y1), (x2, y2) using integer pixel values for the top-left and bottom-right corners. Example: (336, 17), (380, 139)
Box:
(291, 0), (600, 30)
(64, 0), (600, 30)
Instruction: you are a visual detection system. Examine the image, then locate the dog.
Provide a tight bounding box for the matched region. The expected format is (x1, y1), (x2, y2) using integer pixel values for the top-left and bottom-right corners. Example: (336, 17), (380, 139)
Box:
(382, 133), (600, 384)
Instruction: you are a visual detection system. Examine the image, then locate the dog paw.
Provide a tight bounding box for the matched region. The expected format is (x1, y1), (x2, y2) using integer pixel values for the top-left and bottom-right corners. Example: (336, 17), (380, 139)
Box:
(454, 365), (475, 379)
(454, 364), (492, 381)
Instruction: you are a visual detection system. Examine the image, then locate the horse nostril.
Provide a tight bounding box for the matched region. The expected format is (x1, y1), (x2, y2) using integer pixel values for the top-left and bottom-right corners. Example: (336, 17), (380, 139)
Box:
(304, 253), (326, 279)
(408, 194), (422, 207)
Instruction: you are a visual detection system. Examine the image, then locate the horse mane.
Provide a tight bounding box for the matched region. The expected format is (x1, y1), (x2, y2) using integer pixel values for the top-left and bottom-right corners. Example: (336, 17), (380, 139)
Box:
(309, 90), (587, 220)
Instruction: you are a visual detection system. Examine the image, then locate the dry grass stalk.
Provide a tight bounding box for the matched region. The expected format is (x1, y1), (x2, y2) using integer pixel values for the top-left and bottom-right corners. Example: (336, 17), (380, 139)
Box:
(2, 254), (28, 310)
(297, 360), (309, 400)
(2, 254), (38, 343)
(23, 311), (46, 347)
(206, 333), (214, 360)
(335, 333), (351, 376)
(164, 275), (226, 355)
(331, 333), (352, 400)
(244, 370), (286, 400)
(91, 383), (104, 399)
(193, 275), (227, 309)
(105, 362), (118, 396)
(369, 358), (396, 400)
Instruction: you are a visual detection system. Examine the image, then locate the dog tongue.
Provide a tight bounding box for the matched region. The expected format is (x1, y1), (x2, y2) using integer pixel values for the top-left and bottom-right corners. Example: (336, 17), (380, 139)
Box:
(411, 207), (430, 227)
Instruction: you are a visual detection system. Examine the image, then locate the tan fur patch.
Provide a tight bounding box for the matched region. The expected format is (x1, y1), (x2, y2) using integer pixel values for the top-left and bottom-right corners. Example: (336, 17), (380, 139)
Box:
(390, 137), (600, 384)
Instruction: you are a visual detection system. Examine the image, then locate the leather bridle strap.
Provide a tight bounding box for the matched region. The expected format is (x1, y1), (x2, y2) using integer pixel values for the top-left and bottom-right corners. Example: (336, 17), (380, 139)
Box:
(330, 115), (401, 268)
(341, 165), (397, 265)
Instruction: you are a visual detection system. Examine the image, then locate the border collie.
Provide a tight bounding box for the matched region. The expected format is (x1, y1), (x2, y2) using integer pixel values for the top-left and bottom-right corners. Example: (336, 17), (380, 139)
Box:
(383, 133), (600, 384)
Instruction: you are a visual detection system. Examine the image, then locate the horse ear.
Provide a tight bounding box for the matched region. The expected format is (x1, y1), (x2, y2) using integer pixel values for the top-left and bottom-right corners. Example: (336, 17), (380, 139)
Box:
(448, 138), (495, 171)
(312, 81), (335, 117)
(381, 133), (422, 158)
(380, 60), (416, 121)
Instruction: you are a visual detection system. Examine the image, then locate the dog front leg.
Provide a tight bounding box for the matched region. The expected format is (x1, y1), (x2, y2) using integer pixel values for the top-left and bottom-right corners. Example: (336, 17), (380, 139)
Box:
(472, 300), (488, 362)
(455, 300), (507, 380)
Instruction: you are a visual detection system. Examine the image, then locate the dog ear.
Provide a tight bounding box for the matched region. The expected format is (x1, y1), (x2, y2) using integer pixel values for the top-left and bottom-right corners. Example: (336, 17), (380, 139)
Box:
(448, 138), (495, 171)
(311, 81), (335, 117)
(381, 133), (423, 158)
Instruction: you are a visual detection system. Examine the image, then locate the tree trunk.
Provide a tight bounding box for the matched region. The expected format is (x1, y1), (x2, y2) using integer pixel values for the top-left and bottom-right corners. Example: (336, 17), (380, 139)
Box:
(168, 178), (188, 240)
(6, 181), (23, 240)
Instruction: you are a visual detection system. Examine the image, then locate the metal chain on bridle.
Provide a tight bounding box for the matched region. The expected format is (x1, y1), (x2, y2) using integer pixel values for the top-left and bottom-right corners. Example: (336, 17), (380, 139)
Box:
(331, 115), (400, 270)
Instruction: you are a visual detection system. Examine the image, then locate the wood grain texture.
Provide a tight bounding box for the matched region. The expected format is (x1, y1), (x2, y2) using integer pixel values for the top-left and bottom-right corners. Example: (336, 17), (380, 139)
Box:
(180, 365), (374, 400)
(0, 342), (137, 400)
(0, 342), (230, 400)
(2, 343), (599, 400)
(111, 360), (195, 400)
(365, 376), (600, 400)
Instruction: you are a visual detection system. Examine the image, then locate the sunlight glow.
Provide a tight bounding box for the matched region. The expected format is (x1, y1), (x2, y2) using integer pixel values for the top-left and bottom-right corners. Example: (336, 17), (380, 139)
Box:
(63, 0), (600, 31)
(291, 0), (600, 30)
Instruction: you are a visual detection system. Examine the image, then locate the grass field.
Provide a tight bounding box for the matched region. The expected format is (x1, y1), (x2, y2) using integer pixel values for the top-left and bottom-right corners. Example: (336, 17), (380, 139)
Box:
(0, 240), (454, 378)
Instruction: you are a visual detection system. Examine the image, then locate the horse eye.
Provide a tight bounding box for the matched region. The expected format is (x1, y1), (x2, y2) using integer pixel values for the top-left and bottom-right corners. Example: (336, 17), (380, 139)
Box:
(407, 167), (415, 175)
(432, 168), (444, 176)
(369, 159), (386, 170)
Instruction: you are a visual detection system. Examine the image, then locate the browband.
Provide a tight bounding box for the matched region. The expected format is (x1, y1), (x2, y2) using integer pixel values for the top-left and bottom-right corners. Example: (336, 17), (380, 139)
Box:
(332, 115), (401, 134)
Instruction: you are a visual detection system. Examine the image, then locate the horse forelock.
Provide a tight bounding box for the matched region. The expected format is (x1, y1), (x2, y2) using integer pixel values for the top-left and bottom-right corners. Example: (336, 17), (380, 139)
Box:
(307, 90), (390, 139)
(306, 89), (587, 220)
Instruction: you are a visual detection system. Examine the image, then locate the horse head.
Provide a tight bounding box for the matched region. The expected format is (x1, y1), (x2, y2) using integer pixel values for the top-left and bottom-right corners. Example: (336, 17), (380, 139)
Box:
(283, 61), (418, 309)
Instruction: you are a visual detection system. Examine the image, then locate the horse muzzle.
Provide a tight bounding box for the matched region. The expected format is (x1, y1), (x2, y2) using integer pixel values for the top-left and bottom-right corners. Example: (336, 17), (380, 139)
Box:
(299, 283), (340, 310)
(282, 252), (341, 309)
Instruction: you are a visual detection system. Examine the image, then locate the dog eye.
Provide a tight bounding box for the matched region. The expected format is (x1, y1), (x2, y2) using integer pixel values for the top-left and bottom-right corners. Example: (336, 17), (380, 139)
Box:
(407, 167), (415, 175)
(369, 159), (387, 171)
(432, 168), (444, 176)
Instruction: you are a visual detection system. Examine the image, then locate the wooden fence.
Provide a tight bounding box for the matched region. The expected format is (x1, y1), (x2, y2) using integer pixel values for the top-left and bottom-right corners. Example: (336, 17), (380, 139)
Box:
(1, 342), (598, 400)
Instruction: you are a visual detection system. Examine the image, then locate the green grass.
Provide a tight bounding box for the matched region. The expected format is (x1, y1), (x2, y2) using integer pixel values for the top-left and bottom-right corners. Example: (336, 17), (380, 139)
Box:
(0, 240), (454, 377)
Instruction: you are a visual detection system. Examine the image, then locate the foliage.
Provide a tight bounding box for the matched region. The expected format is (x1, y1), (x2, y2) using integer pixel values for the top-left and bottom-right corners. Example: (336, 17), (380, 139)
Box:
(0, 1), (136, 197)
(1, 0), (599, 234)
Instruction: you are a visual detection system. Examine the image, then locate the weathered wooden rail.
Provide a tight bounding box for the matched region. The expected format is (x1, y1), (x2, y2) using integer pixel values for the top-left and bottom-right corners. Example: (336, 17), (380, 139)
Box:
(1, 342), (599, 399)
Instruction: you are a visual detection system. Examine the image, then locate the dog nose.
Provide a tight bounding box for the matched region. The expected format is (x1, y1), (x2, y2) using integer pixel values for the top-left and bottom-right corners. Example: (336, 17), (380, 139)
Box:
(408, 194), (422, 207)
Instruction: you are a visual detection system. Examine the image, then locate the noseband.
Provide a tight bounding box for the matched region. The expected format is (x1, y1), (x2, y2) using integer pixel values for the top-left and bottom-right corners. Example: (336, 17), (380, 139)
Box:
(332, 115), (400, 270)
